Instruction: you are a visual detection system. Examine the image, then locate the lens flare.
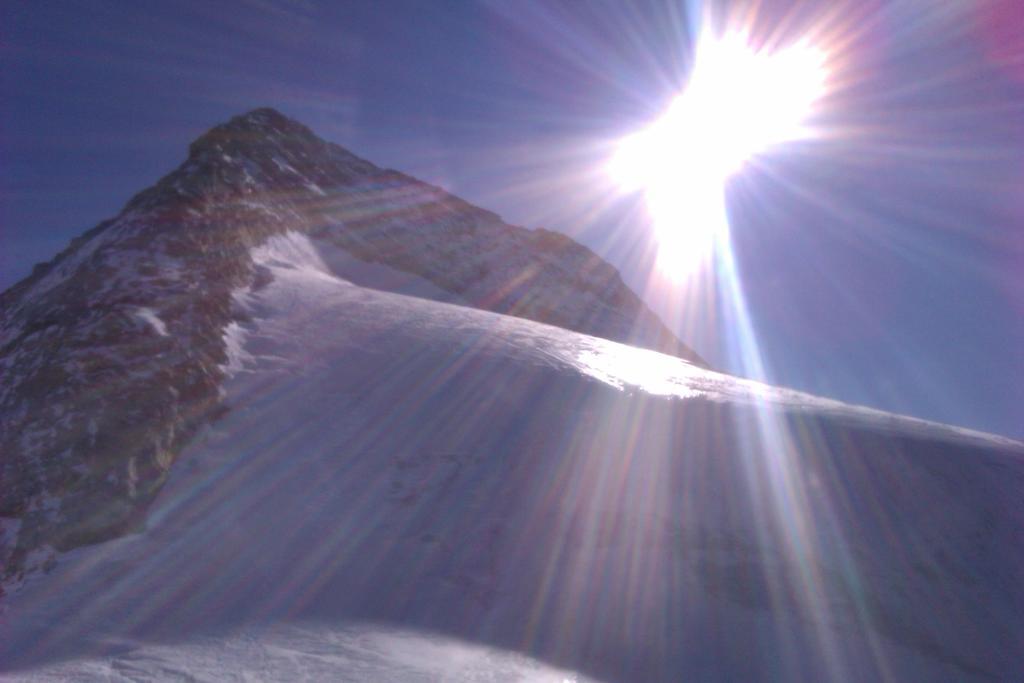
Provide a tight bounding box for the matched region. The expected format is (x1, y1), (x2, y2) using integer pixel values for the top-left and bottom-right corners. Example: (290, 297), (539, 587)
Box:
(609, 28), (829, 278)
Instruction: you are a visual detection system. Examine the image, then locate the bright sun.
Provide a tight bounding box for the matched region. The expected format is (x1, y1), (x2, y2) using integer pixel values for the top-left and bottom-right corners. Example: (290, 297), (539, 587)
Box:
(609, 30), (829, 277)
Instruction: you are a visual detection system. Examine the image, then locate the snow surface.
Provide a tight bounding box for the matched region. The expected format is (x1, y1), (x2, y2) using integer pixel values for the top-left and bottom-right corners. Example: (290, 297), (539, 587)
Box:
(2, 233), (1021, 681)
(3, 624), (592, 682)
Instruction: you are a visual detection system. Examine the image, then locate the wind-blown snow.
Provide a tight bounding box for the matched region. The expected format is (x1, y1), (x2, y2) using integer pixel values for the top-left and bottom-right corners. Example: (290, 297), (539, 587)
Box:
(251, 230), (467, 305)
(220, 321), (250, 378)
(133, 307), (168, 336)
(2, 233), (1021, 682)
(4, 624), (593, 682)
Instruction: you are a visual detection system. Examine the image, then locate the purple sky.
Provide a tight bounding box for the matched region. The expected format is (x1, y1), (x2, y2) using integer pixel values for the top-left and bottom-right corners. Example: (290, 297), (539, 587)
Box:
(2, 0), (1022, 438)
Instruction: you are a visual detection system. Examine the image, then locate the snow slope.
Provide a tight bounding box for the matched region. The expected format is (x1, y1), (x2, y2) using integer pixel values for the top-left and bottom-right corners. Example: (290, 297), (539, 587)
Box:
(3, 624), (595, 682)
(2, 232), (1021, 682)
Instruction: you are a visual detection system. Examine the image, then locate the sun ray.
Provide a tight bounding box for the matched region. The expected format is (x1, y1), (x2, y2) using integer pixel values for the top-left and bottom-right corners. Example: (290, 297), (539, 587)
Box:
(608, 21), (830, 278)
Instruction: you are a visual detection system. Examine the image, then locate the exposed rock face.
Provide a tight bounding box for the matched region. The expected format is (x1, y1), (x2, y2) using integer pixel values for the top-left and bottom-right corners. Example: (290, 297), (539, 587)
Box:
(0, 108), (702, 587)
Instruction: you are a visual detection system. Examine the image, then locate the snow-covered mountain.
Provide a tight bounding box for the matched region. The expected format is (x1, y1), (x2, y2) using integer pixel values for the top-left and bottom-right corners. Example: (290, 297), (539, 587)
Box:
(2, 109), (1023, 681)
(0, 108), (701, 590)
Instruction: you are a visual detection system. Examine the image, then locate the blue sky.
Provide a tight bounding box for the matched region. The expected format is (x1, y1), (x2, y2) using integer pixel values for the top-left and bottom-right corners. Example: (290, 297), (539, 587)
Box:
(2, 0), (1022, 438)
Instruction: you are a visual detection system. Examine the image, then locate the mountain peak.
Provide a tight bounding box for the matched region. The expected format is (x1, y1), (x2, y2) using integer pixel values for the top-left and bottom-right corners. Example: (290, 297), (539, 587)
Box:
(188, 107), (313, 154)
(180, 108), (379, 190)
(233, 106), (296, 128)
(0, 109), (703, 591)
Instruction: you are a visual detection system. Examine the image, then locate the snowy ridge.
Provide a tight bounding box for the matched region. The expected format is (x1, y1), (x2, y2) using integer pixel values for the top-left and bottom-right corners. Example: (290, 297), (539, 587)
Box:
(248, 232), (1020, 451)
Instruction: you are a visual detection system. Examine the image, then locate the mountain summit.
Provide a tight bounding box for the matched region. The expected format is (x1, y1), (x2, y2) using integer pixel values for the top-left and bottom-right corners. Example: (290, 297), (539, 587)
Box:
(0, 108), (700, 583)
